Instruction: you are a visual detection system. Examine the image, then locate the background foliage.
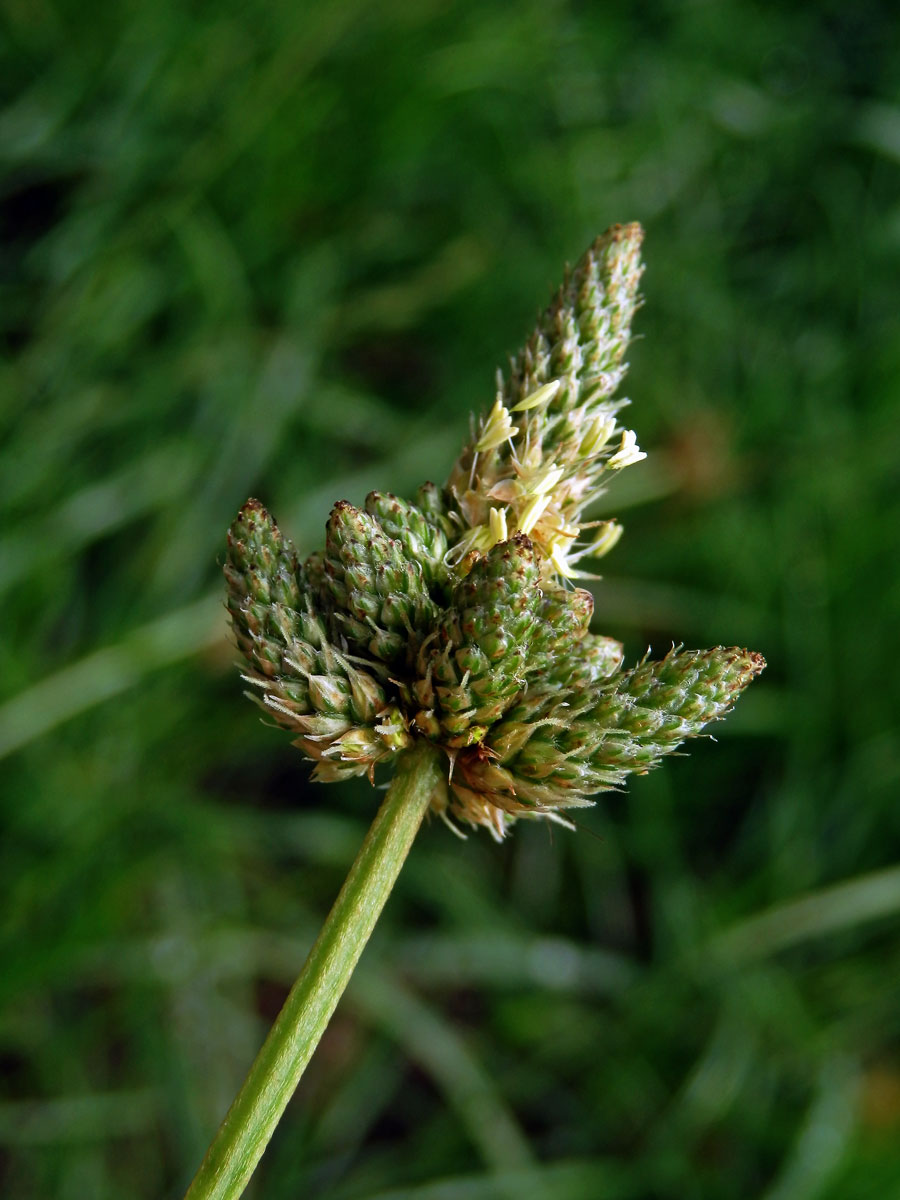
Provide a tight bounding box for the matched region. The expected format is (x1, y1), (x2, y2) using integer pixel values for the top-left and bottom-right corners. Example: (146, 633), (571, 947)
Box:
(2, 1), (899, 1196)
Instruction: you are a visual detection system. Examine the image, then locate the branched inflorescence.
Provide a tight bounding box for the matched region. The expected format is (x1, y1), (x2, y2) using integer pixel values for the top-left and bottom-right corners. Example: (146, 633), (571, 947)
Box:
(225, 224), (765, 837)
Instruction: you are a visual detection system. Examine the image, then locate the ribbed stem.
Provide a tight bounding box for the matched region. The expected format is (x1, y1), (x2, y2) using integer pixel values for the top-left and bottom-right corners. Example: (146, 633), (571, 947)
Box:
(183, 741), (443, 1200)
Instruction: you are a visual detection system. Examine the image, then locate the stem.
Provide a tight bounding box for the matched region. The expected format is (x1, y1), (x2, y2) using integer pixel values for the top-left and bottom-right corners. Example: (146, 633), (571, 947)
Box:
(184, 741), (443, 1200)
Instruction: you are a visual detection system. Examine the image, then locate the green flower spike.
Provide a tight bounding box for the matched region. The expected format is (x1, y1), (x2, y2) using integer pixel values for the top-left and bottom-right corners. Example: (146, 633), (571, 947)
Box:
(445, 222), (645, 579)
(224, 499), (411, 783)
(364, 490), (449, 590)
(413, 534), (541, 746)
(322, 499), (439, 667)
(525, 586), (594, 682)
(450, 647), (766, 832)
(196, 223), (767, 1200)
(224, 497), (306, 670)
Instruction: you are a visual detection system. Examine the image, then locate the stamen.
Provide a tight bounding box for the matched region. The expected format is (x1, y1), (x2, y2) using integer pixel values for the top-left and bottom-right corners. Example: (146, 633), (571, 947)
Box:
(510, 378), (561, 412)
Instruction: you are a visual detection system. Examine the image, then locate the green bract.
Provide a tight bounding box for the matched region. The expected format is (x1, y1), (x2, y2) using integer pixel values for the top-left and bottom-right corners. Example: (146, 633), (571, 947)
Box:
(224, 225), (765, 837)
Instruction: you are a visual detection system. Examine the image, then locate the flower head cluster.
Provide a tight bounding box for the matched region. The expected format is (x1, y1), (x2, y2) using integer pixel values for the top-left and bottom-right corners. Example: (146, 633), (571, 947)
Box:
(225, 224), (765, 837)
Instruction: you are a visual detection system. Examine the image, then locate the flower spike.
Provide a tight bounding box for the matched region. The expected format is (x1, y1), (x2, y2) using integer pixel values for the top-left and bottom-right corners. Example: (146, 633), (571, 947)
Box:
(225, 223), (764, 835)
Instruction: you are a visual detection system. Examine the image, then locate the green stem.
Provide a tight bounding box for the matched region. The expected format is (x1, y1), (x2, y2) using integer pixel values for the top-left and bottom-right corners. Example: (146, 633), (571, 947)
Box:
(183, 741), (443, 1200)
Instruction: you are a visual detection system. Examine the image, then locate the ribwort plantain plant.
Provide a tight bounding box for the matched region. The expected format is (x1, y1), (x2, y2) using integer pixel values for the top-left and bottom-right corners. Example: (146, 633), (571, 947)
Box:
(185, 224), (765, 1199)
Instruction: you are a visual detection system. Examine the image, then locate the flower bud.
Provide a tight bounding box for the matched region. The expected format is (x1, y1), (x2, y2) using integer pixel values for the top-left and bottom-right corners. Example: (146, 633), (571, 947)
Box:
(415, 535), (541, 743)
(225, 501), (411, 782)
(364, 491), (449, 589)
(552, 633), (624, 689)
(324, 500), (439, 666)
(524, 586), (593, 682)
(224, 499), (306, 679)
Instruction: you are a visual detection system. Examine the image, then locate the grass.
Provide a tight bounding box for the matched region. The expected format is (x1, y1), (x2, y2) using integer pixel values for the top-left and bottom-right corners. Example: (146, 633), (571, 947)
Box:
(2, 0), (900, 1196)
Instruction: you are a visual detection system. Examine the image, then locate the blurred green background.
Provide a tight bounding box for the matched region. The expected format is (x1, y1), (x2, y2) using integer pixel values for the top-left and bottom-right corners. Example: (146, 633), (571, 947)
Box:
(2, 1), (899, 1197)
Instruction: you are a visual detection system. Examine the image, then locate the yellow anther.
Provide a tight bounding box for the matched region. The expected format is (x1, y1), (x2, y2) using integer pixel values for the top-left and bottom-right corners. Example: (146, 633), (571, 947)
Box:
(607, 429), (646, 469)
(475, 399), (519, 452)
(588, 520), (624, 558)
(549, 541), (576, 578)
(528, 464), (566, 497)
(580, 414), (617, 457)
(517, 493), (551, 535)
(488, 506), (509, 543)
(510, 379), (561, 412)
